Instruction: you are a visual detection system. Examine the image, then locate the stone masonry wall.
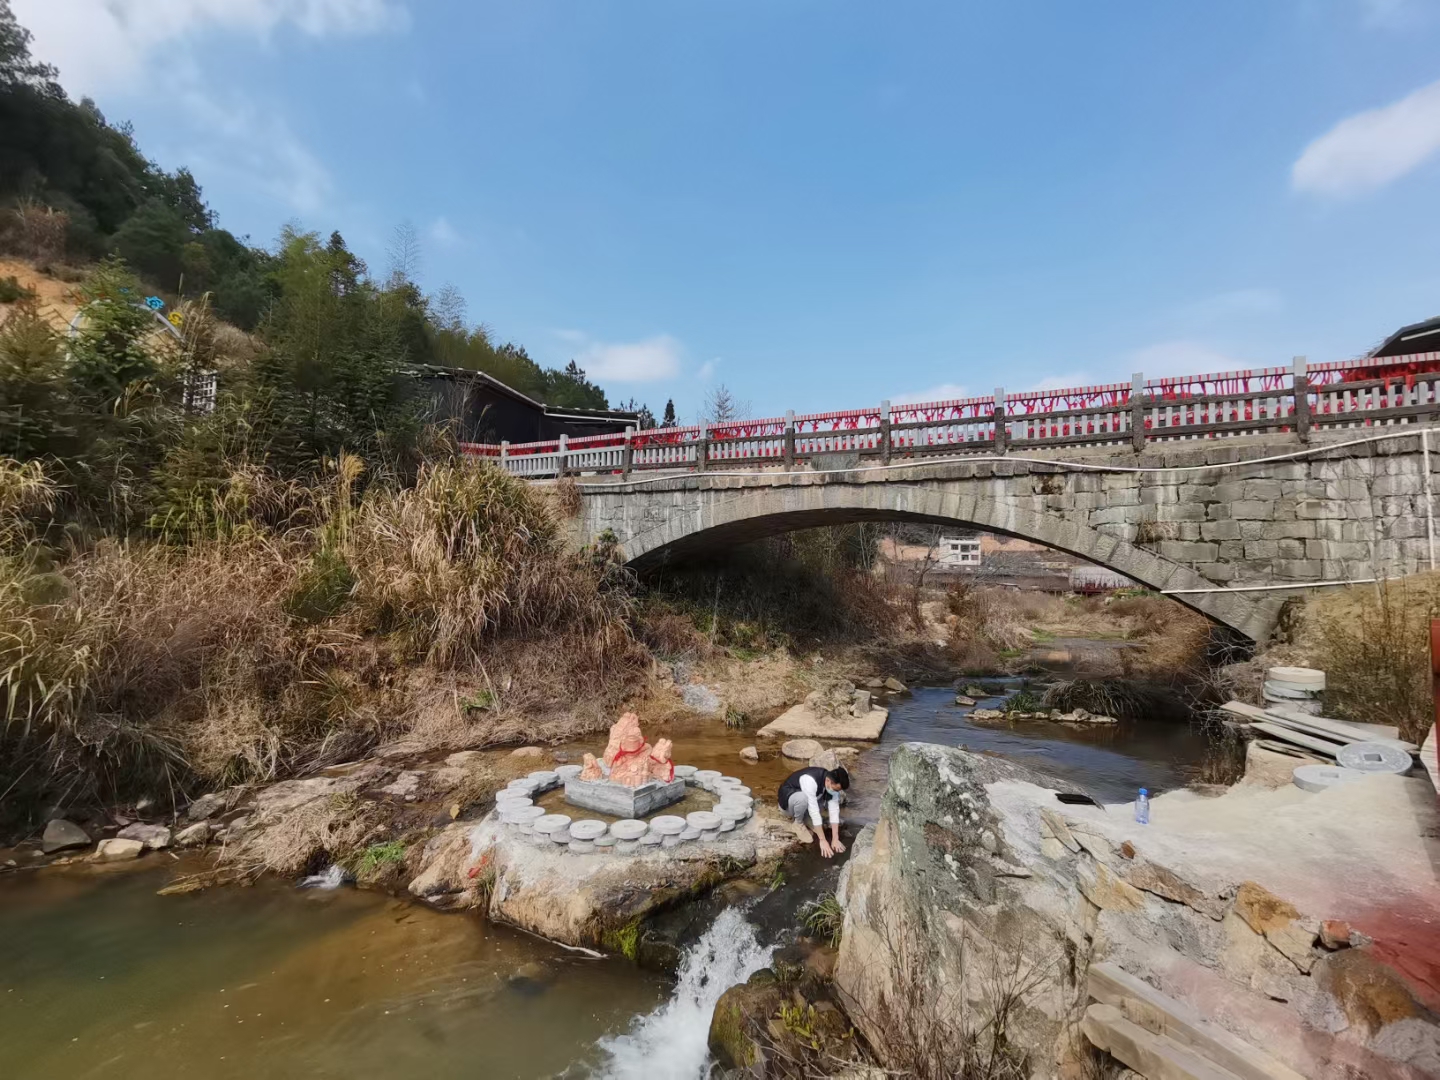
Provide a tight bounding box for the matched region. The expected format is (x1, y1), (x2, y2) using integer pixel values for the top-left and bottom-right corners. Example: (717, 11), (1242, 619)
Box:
(573, 430), (1440, 641)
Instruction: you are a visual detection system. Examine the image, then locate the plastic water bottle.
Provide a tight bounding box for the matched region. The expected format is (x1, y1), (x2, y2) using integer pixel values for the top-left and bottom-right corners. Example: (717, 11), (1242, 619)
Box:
(1135, 788), (1150, 825)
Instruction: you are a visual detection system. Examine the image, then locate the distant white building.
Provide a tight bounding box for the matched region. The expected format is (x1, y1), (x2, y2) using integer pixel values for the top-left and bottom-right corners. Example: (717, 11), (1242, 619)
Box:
(938, 536), (982, 567)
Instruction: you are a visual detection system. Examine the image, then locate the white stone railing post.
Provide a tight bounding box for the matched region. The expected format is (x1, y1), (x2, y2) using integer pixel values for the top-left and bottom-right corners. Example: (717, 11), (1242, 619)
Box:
(993, 387), (1008, 453)
(558, 433), (568, 478)
(1293, 356), (1310, 443)
(783, 410), (796, 469)
(696, 421), (708, 472)
(1131, 372), (1146, 452)
(500, 440), (509, 473)
(880, 399), (892, 465)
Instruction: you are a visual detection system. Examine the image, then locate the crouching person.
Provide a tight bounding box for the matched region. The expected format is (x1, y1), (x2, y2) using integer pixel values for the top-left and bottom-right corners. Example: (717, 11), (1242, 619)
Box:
(778, 765), (849, 858)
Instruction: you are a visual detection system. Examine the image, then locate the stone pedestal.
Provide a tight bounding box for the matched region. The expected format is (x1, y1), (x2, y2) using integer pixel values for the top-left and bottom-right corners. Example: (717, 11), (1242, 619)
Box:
(564, 776), (686, 817)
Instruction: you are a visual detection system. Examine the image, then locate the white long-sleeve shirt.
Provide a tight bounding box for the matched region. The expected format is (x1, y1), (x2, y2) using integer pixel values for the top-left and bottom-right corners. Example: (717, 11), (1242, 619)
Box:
(799, 772), (841, 829)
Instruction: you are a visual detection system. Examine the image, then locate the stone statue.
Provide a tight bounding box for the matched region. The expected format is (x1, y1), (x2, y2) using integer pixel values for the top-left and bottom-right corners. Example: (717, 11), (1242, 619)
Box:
(577, 712), (673, 787)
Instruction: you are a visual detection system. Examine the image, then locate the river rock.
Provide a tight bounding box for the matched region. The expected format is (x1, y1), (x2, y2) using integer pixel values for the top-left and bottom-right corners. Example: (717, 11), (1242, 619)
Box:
(882, 677), (907, 693)
(851, 689), (872, 717)
(185, 792), (228, 821)
(955, 694), (976, 706)
(510, 746), (544, 758)
(41, 819), (90, 854)
(174, 822), (210, 848)
(782, 738), (823, 760)
(117, 823), (172, 850)
(809, 749), (841, 770)
(95, 838), (144, 861)
(681, 682), (722, 714)
(739, 746), (759, 762)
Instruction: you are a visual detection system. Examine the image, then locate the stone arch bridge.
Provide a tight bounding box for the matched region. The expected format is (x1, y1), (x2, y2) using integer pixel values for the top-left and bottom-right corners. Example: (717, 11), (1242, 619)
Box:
(567, 431), (1438, 642)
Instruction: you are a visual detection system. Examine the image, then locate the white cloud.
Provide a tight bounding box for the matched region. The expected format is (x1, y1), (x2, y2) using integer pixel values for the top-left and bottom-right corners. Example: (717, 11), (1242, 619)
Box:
(1358, 0), (1433, 28)
(890, 383), (970, 404)
(427, 217), (462, 248)
(12, 0), (407, 96)
(1126, 340), (1248, 378)
(1292, 77), (1440, 198)
(1178, 288), (1282, 325)
(696, 359), (719, 381)
(172, 87), (332, 214)
(564, 333), (684, 383)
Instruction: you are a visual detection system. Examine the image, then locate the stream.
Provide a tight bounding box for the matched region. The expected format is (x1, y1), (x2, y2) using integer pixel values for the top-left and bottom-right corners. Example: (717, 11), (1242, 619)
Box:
(0, 685), (1208, 1079)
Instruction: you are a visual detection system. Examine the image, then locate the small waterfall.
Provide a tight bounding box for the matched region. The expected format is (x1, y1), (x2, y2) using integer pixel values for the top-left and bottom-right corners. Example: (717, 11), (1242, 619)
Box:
(589, 907), (773, 1080)
(297, 864), (347, 890)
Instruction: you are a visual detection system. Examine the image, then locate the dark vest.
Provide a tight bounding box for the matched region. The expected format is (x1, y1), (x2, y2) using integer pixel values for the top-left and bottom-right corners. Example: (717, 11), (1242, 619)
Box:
(778, 766), (830, 810)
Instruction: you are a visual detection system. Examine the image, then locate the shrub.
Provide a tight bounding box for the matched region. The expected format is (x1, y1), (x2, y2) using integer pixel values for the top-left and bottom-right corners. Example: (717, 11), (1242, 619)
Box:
(0, 275), (34, 302)
(801, 894), (845, 947)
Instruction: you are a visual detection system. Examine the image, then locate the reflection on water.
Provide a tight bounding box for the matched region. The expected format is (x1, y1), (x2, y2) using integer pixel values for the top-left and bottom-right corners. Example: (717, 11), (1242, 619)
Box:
(846, 684), (1210, 824)
(0, 681), (1209, 1079)
(0, 867), (665, 1080)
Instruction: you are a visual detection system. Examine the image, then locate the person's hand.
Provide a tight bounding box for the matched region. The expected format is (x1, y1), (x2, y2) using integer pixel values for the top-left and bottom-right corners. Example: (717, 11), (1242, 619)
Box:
(818, 837), (834, 858)
(831, 837), (846, 854)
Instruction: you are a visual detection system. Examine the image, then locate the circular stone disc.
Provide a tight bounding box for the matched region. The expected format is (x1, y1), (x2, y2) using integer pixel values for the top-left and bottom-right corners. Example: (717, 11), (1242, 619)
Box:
(715, 804), (746, 820)
(495, 795), (532, 810)
(526, 770), (560, 786)
(533, 813), (572, 835)
(1267, 666), (1326, 689)
(692, 770), (721, 786)
(686, 811), (723, 831)
(1335, 741), (1413, 774)
(608, 819), (649, 841)
(509, 805), (545, 823)
(680, 826), (701, 841)
(1263, 681), (1320, 700)
(1293, 764), (1367, 792)
(648, 815), (686, 836)
(718, 795), (754, 809)
(638, 832), (663, 846)
(569, 819), (608, 841)
(555, 764), (583, 781)
(505, 778), (538, 792)
(567, 840), (595, 853)
(673, 765), (698, 779)
(713, 776), (743, 788)
(723, 785), (752, 798)
(594, 833), (618, 848)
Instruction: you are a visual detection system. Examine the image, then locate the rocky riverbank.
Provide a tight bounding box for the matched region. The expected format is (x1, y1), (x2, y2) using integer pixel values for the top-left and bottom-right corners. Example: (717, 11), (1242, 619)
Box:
(830, 742), (1440, 1080)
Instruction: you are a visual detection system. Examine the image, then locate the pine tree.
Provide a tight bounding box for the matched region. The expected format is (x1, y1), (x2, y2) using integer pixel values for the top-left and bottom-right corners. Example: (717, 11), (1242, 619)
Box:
(662, 398), (676, 427)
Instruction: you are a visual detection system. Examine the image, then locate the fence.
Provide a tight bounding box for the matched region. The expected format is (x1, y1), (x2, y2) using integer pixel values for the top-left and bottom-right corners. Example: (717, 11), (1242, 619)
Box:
(461, 352), (1440, 479)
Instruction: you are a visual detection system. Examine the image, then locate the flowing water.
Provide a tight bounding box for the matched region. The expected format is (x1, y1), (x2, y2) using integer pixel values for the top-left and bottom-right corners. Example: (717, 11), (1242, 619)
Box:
(0, 683), (1207, 1079)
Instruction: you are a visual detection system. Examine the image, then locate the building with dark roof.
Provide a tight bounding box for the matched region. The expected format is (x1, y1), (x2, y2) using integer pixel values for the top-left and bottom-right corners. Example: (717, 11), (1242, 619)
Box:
(1371, 315), (1440, 358)
(414, 365), (640, 445)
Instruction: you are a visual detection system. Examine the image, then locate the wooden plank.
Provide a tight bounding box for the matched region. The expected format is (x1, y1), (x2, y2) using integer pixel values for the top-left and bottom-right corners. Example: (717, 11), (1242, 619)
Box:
(1088, 964), (1307, 1080)
(1220, 701), (1271, 724)
(1083, 1004), (1242, 1080)
(1264, 706), (1407, 747)
(1250, 722), (1341, 758)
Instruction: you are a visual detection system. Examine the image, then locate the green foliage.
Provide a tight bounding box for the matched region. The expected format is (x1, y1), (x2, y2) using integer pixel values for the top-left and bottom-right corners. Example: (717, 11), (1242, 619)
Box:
(354, 839), (407, 877)
(284, 548), (354, 622)
(1002, 683), (1044, 714)
(603, 918), (642, 961)
(0, 297), (76, 459)
(800, 894), (845, 947)
(0, 274), (32, 301)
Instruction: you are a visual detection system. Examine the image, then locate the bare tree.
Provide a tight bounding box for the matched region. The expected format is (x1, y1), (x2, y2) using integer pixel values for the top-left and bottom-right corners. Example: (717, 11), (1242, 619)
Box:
(702, 382), (751, 425)
(429, 282), (467, 332)
(386, 220), (422, 286)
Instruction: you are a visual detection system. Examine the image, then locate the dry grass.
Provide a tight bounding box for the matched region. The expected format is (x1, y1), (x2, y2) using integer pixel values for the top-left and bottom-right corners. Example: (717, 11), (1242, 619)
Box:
(0, 457), (647, 831)
(1293, 574), (1440, 743)
(231, 792), (381, 876)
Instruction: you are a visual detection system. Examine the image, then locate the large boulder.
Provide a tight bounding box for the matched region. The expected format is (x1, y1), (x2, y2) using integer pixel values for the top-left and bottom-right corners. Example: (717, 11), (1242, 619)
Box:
(117, 823), (172, 850)
(781, 738), (823, 761)
(835, 743), (1440, 1080)
(41, 819), (90, 854)
(95, 838), (144, 861)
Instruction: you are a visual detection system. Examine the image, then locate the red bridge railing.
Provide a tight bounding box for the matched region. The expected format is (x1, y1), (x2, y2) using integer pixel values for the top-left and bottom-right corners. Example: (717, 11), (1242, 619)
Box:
(461, 352), (1440, 479)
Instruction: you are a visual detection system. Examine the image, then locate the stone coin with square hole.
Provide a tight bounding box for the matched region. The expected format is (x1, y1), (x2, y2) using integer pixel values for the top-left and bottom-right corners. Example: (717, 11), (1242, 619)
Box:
(686, 811), (723, 832)
(555, 764), (583, 781)
(526, 770), (560, 787)
(1335, 741), (1412, 774)
(714, 776), (743, 788)
(569, 819), (608, 842)
(648, 815), (686, 836)
(674, 765), (698, 780)
(533, 813), (572, 837)
(608, 819), (649, 841)
(692, 770), (721, 789)
(1293, 764), (1367, 792)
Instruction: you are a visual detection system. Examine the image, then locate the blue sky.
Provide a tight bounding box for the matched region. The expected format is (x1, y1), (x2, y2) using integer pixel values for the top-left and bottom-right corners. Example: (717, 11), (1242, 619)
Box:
(17, 0), (1440, 421)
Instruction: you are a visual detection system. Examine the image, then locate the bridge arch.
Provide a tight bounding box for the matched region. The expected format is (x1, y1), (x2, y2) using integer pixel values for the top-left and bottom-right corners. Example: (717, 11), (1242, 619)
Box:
(579, 469), (1285, 640)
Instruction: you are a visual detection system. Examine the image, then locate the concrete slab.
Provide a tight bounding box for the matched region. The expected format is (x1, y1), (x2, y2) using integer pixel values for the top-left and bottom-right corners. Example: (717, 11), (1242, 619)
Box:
(756, 703), (890, 741)
(563, 777), (686, 817)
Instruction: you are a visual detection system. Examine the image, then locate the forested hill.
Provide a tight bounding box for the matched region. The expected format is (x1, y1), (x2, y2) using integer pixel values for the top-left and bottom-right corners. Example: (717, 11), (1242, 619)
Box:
(0, 0), (619, 414)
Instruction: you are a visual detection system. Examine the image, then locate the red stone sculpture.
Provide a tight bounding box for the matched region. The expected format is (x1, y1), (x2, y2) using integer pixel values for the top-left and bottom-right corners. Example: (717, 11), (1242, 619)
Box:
(576, 712), (674, 787)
